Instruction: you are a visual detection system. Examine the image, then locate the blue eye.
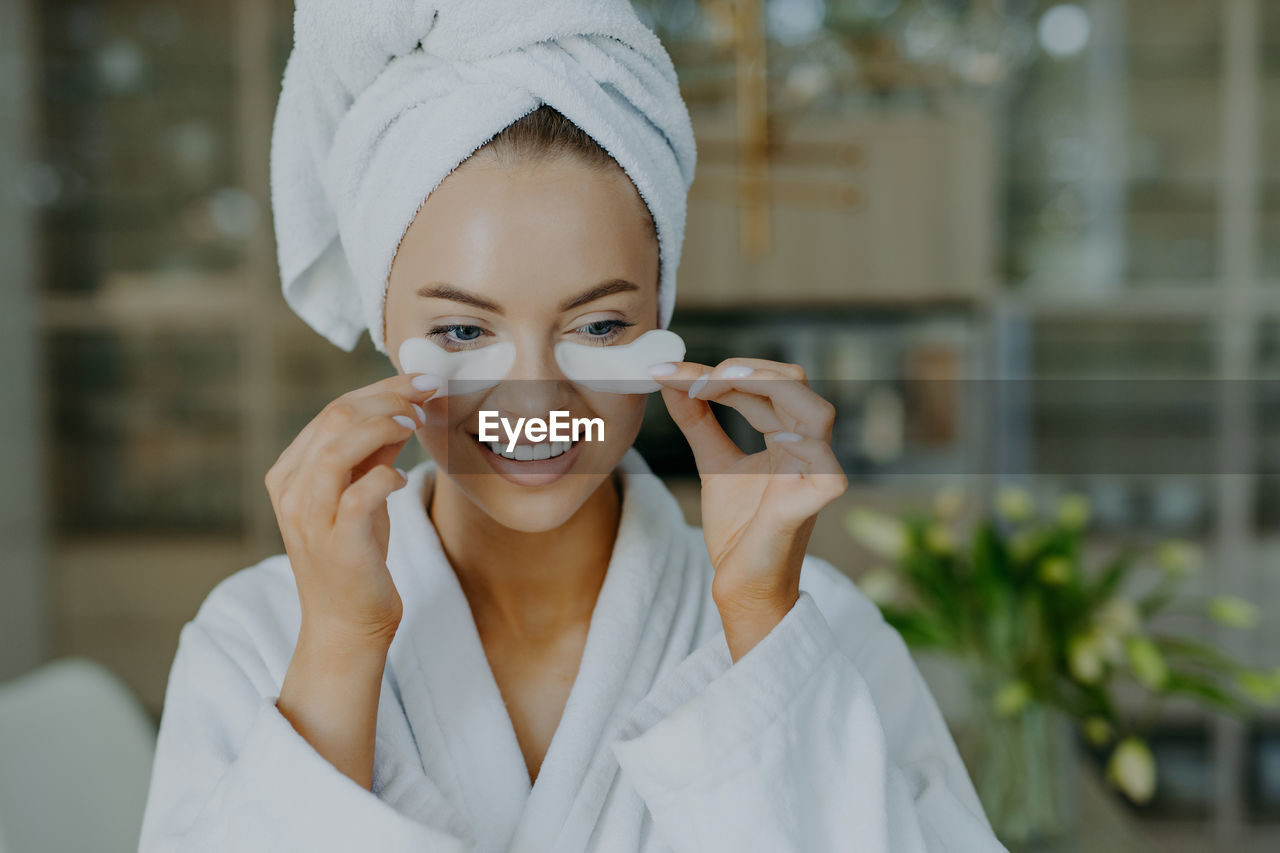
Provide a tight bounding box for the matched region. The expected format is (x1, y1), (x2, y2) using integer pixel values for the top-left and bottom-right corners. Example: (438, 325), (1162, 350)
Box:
(578, 319), (634, 344)
(425, 319), (634, 351)
(425, 324), (487, 350)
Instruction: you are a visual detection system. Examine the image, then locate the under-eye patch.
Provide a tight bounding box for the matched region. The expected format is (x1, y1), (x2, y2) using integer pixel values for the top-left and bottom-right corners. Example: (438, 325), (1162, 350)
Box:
(555, 329), (686, 394)
(398, 338), (517, 396)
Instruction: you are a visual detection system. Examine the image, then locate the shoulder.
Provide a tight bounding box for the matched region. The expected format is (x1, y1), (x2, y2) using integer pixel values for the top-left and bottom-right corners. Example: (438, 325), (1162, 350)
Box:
(176, 553), (302, 691)
(797, 553), (894, 665)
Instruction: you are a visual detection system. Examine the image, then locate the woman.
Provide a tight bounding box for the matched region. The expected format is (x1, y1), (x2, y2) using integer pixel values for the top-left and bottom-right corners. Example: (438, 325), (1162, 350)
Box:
(139, 4), (1004, 852)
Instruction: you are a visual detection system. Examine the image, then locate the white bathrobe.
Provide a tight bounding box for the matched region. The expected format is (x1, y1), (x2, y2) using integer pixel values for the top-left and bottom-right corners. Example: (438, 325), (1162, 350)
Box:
(138, 448), (1006, 853)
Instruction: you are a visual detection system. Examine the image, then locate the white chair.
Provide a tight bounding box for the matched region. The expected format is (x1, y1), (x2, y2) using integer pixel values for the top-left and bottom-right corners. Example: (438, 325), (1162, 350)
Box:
(0, 658), (156, 853)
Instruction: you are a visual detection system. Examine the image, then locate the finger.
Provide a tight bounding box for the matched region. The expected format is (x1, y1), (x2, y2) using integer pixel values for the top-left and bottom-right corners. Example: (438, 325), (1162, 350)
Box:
(334, 464), (408, 529)
(658, 386), (742, 476)
(301, 412), (421, 525)
(695, 366), (836, 441)
(761, 434), (849, 523)
(764, 431), (846, 477)
(270, 375), (438, 492)
(648, 361), (784, 429)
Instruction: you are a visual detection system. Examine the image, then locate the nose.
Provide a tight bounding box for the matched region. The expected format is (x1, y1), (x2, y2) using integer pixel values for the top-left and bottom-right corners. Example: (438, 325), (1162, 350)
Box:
(482, 336), (572, 423)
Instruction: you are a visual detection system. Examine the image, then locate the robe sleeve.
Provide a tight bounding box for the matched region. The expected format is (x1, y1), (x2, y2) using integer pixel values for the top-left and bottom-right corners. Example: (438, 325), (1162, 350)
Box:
(137, 617), (473, 853)
(611, 571), (1008, 853)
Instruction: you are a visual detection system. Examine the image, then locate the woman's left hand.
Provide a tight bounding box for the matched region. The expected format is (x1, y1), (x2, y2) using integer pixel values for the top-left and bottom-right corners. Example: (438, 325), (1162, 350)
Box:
(651, 358), (848, 661)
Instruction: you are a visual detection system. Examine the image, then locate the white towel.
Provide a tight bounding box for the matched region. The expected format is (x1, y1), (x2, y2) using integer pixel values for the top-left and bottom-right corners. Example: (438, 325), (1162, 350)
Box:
(269, 0), (698, 355)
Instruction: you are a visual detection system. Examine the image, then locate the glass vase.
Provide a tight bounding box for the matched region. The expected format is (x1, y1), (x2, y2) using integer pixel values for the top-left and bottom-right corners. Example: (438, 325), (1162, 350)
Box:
(962, 676), (1078, 851)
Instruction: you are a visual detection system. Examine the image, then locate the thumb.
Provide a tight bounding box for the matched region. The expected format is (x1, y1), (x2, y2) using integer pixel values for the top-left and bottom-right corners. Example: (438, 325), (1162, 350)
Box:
(659, 386), (740, 477)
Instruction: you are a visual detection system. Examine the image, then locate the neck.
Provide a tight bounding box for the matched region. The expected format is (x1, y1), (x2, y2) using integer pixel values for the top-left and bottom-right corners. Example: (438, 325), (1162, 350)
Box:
(425, 471), (622, 640)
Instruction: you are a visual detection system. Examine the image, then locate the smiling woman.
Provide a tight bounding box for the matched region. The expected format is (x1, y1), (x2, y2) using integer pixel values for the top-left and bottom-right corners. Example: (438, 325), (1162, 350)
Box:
(137, 2), (1006, 852)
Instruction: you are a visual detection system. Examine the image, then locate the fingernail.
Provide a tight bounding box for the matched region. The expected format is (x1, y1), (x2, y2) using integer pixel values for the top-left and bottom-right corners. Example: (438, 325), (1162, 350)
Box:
(392, 414), (417, 429)
(411, 402), (425, 423)
(687, 372), (710, 399)
(411, 373), (441, 391)
(723, 365), (754, 378)
(647, 362), (679, 377)
(773, 431), (803, 442)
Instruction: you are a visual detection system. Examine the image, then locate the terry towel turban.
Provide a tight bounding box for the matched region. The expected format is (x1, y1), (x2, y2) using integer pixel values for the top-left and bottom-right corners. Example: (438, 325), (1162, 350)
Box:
(269, 0), (699, 356)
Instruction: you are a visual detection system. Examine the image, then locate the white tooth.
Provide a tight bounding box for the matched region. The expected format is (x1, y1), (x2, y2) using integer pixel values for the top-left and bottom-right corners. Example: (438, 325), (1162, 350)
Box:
(549, 441), (568, 458)
(486, 441), (502, 454)
(533, 443), (552, 460)
(515, 444), (534, 461)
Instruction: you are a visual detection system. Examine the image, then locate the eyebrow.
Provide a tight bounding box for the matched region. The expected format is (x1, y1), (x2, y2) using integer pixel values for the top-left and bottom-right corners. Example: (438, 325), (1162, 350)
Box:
(415, 278), (640, 316)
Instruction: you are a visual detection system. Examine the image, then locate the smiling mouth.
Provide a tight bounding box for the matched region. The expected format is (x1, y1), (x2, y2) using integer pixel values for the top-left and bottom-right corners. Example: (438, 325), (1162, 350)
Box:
(470, 434), (582, 461)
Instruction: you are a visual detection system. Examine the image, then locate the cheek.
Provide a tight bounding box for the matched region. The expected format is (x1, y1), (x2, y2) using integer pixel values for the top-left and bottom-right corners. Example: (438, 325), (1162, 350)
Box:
(592, 393), (648, 441)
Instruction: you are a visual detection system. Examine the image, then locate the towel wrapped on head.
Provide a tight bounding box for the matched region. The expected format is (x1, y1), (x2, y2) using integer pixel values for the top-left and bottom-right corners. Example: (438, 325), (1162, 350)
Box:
(269, 0), (698, 356)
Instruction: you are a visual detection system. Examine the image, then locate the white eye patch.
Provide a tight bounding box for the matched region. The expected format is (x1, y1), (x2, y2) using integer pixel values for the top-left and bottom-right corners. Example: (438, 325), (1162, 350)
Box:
(554, 329), (686, 394)
(398, 337), (517, 396)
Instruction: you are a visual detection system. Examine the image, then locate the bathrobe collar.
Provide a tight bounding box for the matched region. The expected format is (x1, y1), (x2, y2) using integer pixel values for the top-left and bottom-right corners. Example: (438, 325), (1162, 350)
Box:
(383, 447), (706, 852)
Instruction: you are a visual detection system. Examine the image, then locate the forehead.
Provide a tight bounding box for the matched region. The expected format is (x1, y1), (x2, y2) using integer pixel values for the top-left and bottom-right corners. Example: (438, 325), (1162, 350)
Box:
(391, 155), (657, 296)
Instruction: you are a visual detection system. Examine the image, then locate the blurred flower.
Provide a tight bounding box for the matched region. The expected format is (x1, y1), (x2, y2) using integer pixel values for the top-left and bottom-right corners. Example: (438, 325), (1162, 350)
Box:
(996, 485), (1035, 523)
(1107, 738), (1156, 804)
(933, 487), (964, 521)
(1038, 556), (1073, 586)
(1009, 529), (1040, 562)
(1124, 636), (1169, 690)
(1208, 595), (1260, 630)
(857, 567), (901, 606)
(845, 508), (908, 560)
(1068, 633), (1105, 684)
(1236, 668), (1280, 706)
(1056, 493), (1091, 530)
(925, 524), (954, 555)
(1083, 717), (1113, 747)
(1155, 540), (1203, 577)
(1096, 597), (1141, 639)
(994, 680), (1033, 717)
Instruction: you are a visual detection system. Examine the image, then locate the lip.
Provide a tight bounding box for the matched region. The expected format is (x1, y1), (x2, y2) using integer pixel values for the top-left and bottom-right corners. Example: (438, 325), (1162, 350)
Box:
(468, 433), (586, 487)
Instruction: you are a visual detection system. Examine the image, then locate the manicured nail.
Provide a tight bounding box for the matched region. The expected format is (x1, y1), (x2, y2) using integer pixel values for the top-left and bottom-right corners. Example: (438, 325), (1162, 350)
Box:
(773, 431), (803, 442)
(392, 414), (417, 429)
(411, 373), (441, 391)
(410, 402), (425, 423)
(647, 362), (679, 376)
(687, 372), (710, 399)
(723, 365), (754, 378)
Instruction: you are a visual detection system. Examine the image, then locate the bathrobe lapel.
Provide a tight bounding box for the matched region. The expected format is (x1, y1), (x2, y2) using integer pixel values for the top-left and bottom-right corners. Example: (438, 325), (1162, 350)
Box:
(385, 465), (532, 852)
(384, 448), (715, 853)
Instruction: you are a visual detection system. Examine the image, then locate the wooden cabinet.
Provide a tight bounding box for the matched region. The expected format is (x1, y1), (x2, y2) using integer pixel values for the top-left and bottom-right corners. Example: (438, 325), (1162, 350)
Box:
(678, 104), (996, 307)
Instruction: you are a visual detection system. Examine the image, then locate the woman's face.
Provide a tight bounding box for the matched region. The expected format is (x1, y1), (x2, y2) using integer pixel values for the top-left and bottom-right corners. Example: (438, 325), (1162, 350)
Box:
(384, 150), (660, 532)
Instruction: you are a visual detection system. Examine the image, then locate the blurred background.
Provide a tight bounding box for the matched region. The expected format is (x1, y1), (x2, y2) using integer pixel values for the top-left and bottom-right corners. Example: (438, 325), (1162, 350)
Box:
(1, 0), (1278, 851)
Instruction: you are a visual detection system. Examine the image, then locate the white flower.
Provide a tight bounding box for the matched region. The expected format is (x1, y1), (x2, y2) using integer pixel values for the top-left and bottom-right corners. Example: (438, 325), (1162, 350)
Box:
(933, 487), (964, 521)
(996, 485), (1035, 523)
(1208, 595), (1260, 629)
(845, 508), (908, 560)
(1038, 556), (1073, 586)
(1056, 493), (1091, 530)
(1124, 635), (1169, 690)
(1155, 540), (1203, 577)
(1237, 668), (1280, 706)
(994, 680), (1033, 717)
(1068, 633), (1105, 684)
(925, 524), (954, 555)
(857, 567), (901, 606)
(1107, 738), (1157, 804)
(1083, 717), (1113, 747)
(1096, 597), (1141, 638)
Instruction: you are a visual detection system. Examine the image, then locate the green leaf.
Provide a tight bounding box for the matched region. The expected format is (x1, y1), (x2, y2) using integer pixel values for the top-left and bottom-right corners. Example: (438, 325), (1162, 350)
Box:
(1163, 672), (1246, 716)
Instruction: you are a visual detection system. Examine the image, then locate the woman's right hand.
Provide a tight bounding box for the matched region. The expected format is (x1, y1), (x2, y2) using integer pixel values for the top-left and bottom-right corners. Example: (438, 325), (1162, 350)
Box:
(264, 371), (442, 646)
